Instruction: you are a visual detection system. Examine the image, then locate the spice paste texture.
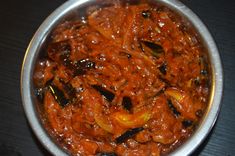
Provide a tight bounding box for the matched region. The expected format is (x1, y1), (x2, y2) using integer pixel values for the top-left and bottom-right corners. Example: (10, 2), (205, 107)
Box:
(33, 2), (210, 156)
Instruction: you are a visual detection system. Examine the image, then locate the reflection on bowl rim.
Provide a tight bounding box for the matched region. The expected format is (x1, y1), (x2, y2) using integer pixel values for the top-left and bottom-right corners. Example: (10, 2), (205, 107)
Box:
(21, 0), (223, 155)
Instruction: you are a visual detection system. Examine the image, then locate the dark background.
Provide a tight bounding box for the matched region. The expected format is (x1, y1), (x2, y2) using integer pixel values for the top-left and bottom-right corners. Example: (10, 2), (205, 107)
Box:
(0, 0), (234, 155)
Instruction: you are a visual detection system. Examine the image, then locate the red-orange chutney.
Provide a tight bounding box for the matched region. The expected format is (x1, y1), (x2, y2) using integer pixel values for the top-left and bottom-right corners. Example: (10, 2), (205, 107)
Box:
(33, 2), (210, 156)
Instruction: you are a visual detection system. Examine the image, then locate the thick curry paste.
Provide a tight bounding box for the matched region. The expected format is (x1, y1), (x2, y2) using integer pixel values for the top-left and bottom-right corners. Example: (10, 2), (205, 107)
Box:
(33, 2), (210, 156)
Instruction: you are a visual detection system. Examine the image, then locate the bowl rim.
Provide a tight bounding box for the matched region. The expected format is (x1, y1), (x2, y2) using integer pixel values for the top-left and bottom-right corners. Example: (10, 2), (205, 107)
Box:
(21, 0), (223, 155)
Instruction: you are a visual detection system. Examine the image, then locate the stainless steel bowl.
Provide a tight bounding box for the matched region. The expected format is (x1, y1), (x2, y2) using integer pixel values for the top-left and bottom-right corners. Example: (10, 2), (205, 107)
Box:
(21, 0), (223, 155)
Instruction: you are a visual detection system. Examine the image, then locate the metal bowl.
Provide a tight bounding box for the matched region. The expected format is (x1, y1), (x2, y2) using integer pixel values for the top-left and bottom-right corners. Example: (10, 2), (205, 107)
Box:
(21, 0), (223, 155)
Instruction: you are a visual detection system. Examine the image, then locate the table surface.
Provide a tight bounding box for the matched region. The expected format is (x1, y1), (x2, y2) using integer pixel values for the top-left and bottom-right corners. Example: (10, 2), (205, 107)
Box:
(0, 0), (234, 156)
